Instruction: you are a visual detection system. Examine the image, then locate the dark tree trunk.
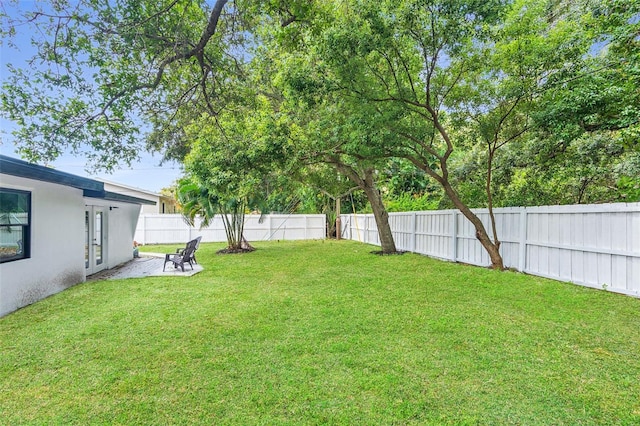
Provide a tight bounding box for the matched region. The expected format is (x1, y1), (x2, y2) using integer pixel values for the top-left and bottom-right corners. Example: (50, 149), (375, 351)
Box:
(362, 169), (397, 254)
(406, 155), (505, 270)
(441, 180), (504, 270)
(486, 148), (502, 257)
(331, 161), (398, 254)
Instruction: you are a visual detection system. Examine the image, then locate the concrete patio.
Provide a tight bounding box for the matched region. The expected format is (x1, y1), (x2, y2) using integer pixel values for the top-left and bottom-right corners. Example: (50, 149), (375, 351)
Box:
(88, 253), (203, 281)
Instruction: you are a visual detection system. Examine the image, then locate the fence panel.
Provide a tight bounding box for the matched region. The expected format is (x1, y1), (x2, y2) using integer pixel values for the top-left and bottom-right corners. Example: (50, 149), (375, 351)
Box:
(388, 213), (414, 252)
(522, 205), (640, 296)
(340, 202), (640, 297)
(415, 211), (452, 260)
(136, 215), (192, 245)
(136, 214), (326, 245)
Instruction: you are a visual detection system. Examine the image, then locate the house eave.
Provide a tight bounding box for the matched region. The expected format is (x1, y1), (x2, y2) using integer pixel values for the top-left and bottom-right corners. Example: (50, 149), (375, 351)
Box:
(0, 155), (155, 206)
(99, 191), (157, 205)
(0, 154), (102, 193)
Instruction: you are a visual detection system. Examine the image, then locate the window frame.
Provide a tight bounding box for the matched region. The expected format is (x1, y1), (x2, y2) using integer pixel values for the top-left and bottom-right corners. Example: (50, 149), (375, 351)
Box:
(0, 188), (31, 263)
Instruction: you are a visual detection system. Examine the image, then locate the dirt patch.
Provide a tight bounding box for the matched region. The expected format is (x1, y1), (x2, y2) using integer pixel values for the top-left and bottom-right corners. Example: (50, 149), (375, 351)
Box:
(370, 250), (407, 256)
(217, 247), (256, 255)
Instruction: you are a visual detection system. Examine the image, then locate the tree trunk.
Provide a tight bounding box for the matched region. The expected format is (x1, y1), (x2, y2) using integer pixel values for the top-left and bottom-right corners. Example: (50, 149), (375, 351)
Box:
(332, 161), (398, 254)
(442, 180), (504, 270)
(221, 200), (247, 250)
(405, 153), (505, 269)
(486, 148), (501, 255)
(362, 176), (397, 254)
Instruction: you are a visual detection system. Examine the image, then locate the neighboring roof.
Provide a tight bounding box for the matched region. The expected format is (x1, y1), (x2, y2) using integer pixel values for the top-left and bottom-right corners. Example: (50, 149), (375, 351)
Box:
(0, 155), (156, 205)
(103, 191), (157, 205)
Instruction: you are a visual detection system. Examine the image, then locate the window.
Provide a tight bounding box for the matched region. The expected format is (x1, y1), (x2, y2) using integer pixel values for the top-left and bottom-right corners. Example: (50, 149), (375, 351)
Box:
(0, 188), (31, 263)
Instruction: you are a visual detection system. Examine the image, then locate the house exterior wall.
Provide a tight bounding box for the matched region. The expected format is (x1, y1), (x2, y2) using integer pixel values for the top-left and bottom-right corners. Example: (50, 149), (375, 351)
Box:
(156, 196), (178, 214)
(84, 197), (142, 268)
(140, 201), (179, 215)
(141, 203), (159, 215)
(0, 174), (85, 317)
(108, 203), (142, 267)
(102, 181), (176, 214)
(0, 175), (143, 317)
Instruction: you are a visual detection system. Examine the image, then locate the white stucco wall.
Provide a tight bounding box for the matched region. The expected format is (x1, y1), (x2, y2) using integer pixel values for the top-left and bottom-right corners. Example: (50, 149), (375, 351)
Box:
(102, 181), (171, 214)
(1, 175), (144, 317)
(108, 203), (142, 267)
(101, 181), (176, 215)
(0, 174), (85, 317)
(85, 198), (142, 268)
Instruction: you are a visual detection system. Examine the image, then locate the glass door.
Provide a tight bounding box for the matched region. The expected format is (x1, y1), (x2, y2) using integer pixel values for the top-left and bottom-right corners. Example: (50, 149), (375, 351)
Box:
(85, 207), (106, 275)
(94, 210), (103, 266)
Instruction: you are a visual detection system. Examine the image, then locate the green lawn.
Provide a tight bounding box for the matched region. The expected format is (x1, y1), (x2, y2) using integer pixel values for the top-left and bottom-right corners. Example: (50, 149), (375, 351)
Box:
(1, 240), (639, 425)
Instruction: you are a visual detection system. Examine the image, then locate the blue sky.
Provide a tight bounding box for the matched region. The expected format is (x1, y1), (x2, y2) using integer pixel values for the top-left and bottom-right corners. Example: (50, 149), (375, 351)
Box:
(0, 1), (184, 193)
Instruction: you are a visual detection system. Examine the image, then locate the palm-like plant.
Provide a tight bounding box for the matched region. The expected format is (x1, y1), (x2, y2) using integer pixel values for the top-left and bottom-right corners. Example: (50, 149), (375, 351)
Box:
(177, 178), (254, 252)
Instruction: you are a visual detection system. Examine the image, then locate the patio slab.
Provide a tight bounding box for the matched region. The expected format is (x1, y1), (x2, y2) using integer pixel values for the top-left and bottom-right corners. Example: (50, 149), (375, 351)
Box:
(88, 252), (203, 281)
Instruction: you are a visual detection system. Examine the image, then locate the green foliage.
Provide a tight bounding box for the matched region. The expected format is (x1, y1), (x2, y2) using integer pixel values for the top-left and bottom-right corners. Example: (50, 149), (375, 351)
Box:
(177, 177), (251, 250)
(378, 159), (443, 211)
(448, 130), (640, 207)
(2, 0), (639, 210)
(1, 0), (234, 170)
(177, 178), (219, 229)
(383, 193), (440, 213)
(437, 0), (640, 207)
(618, 176), (640, 201)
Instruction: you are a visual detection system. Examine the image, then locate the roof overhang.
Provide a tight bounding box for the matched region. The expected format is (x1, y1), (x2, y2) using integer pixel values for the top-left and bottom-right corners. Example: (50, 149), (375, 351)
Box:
(0, 155), (155, 206)
(101, 191), (156, 205)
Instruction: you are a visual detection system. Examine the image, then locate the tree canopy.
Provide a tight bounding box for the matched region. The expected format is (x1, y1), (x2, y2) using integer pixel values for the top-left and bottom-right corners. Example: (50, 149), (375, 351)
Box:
(2, 0), (639, 264)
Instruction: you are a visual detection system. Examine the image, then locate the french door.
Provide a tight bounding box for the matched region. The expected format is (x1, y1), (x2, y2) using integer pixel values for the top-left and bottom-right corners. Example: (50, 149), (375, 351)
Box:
(85, 207), (106, 275)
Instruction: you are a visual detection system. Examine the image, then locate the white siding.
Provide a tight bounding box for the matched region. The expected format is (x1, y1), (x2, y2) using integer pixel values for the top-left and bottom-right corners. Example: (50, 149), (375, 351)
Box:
(85, 198), (142, 269)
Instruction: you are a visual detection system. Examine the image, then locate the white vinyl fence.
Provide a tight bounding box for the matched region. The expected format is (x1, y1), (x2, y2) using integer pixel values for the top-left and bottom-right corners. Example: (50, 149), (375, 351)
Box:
(135, 214), (326, 245)
(340, 203), (640, 297)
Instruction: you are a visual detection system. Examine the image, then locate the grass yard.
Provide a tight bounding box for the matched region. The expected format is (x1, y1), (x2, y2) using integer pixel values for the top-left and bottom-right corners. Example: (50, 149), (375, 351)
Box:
(1, 240), (639, 425)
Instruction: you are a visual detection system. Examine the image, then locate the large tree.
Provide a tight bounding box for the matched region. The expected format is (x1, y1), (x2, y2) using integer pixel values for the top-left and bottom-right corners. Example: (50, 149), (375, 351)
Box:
(275, 88), (401, 253)
(1, 0), (248, 169)
(265, 0), (514, 267)
(3, 0), (639, 265)
(177, 100), (283, 251)
(267, 0), (640, 268)
(245, 28), (402, 253)
(447, 0), (640, 207)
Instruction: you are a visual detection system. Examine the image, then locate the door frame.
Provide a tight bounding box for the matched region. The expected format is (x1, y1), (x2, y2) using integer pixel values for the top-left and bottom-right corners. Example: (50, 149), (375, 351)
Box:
(85, 206), (107, 275)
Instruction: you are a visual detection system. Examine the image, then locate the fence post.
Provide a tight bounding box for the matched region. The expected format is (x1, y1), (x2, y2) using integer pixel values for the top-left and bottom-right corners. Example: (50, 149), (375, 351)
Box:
(140, 214), (146, 245)
(411, 212), (417, 253)
(363, 216), (367, 244)
(451, 210), (458, 261)
(518, 208), (527, 272)
(349, 215), (353, 241)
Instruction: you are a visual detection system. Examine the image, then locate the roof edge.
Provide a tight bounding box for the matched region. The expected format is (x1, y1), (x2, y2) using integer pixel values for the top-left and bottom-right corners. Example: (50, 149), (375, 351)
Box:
(0, 154), (103, 192)
(100, 191), (157, 205)
(0, 155), (154, 206)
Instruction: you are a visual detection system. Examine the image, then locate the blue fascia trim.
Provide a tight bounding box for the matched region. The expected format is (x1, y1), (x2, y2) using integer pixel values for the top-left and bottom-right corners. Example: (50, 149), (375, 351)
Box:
(0, 155), (153, 206)
(0, 154), (103, 192)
